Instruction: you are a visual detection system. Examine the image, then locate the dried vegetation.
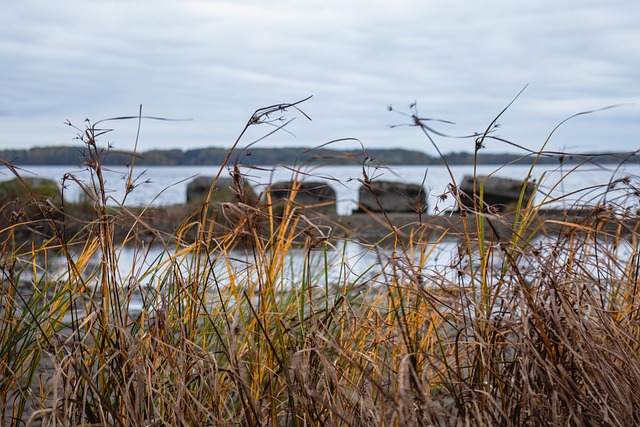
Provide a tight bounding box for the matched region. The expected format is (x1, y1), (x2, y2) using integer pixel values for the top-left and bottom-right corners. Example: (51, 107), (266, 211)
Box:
(1, 99), (639, 426)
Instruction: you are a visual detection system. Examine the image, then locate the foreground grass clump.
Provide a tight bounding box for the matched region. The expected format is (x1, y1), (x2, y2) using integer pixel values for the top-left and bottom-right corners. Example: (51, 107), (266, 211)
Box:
(1, 100), (640, 426)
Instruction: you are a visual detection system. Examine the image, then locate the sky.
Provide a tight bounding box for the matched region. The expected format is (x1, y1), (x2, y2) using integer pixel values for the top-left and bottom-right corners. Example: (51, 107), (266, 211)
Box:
(1, 0), (639, 156)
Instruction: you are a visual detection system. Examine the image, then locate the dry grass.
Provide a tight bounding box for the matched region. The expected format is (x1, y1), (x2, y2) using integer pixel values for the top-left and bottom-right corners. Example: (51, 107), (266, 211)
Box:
(1, 100), (640, 426)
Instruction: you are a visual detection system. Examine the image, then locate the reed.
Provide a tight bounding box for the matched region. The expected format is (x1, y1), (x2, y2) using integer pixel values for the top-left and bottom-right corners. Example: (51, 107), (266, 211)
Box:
(1, 100), (639, 426)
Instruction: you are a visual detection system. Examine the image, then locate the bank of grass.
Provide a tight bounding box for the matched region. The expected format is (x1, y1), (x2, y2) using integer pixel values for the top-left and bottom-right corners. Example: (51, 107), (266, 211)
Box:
(1, 101), (640, 426)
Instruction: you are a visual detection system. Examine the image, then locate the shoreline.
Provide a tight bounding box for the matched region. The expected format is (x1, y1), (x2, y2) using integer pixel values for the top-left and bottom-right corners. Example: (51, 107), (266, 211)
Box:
(16, 205), (637, 246)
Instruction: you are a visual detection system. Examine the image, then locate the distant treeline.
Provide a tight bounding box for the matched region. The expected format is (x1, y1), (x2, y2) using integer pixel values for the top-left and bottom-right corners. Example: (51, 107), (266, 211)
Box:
(0, 146), (637, 167)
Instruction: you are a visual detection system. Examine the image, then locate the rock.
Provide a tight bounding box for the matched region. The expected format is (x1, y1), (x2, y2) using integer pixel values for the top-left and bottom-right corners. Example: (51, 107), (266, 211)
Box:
(0, 177), (60, 203)
(0, 177), (62, 243)
(186, 175), (257, 205)
(357, 180), (427, 213)
(268, 181), (337, 214)
(458, 175), (535, 212)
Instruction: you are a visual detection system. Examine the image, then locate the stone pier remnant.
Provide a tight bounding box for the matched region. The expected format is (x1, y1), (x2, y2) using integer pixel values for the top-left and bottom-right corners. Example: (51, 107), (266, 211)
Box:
(458, 175), (535, 212)
(186, 176), (258, 205)
(357, 180), (427, 213)
(268, 181), (337, 214)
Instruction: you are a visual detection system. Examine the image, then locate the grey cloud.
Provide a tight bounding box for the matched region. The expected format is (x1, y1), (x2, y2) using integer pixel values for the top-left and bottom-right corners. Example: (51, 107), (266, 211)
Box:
(0, 0), (638, 154)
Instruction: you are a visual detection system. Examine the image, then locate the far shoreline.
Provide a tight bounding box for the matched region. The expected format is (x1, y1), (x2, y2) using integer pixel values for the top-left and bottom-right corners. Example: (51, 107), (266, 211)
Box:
(1, 146), (638, 167)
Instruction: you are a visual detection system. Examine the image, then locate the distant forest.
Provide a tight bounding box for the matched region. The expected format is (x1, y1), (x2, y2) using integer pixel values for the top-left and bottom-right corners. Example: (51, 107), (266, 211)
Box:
(0, 146), (637, 167)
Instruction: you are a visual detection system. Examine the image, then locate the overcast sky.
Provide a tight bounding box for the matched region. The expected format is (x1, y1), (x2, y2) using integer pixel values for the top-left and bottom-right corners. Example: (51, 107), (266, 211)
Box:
(1, 0), (639, 156)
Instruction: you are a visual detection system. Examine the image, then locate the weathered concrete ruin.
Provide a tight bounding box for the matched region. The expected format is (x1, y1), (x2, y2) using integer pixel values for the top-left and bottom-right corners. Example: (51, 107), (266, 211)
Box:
(458, 175), (535, 212)
(267, 181), (337, 214)
(357, 180), (427, 213)
(186, 176), (258, 205)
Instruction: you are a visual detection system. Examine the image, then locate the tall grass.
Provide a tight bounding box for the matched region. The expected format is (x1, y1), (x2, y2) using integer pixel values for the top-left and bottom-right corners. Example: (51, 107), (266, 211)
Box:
(1, 100), (639, 426)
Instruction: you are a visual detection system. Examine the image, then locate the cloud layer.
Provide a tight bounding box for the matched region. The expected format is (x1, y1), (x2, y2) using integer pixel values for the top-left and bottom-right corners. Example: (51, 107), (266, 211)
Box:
(1, 0), (638, 155)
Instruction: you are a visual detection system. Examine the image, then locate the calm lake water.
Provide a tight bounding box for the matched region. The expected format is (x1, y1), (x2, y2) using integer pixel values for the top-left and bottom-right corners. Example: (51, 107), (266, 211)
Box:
(5, 162), (638, 313)
(2, 162), (639, 215)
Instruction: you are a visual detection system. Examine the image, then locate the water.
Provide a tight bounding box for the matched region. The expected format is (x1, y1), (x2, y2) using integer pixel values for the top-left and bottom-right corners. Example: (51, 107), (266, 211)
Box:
(14, 236), (458, 314)
(2, 162), (639, 215)
(3, 162), (638, 313)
